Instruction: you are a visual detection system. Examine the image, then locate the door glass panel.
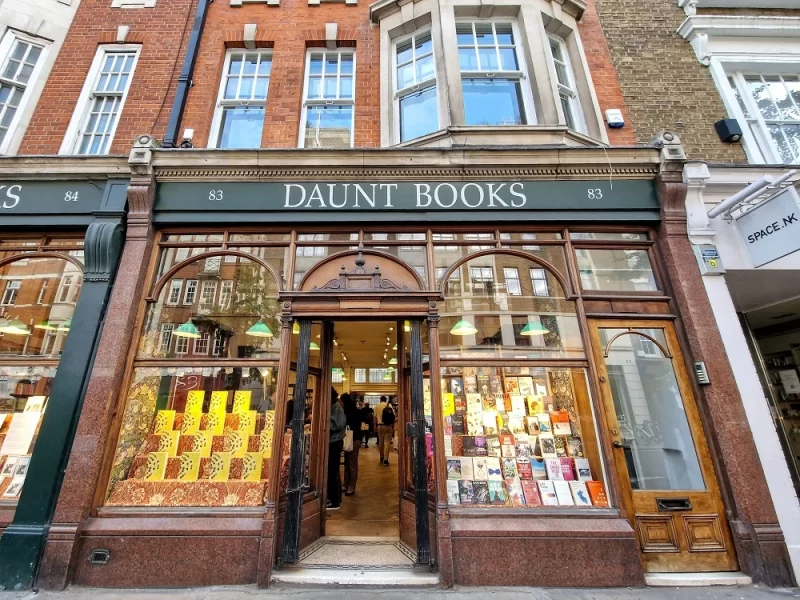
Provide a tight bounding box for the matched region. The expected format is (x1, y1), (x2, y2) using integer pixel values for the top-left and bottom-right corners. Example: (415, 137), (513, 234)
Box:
(599, 328), (705, 491)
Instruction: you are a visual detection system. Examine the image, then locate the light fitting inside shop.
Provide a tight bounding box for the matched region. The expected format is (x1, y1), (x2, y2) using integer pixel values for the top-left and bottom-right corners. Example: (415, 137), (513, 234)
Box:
(450, 319), (478, 336)
(172, 320), (200, 339)
(520, 321), (549, 336)
(246, 321), (273, 338)
(0, 318), (30, 335)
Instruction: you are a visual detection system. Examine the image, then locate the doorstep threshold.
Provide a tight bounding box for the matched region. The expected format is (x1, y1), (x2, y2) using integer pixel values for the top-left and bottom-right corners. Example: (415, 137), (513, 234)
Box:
(645, 572), (753, 587)
(273, 566), (439, 587)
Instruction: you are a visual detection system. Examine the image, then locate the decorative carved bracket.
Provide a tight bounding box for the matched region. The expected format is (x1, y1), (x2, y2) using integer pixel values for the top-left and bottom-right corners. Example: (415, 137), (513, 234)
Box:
(312, 251), (408, 292)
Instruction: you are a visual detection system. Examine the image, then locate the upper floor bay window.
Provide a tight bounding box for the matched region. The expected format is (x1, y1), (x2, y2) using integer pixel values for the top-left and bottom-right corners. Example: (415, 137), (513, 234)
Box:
(0, 32), (45, 153)
(61, 46), (139, 155)
(457, 22), (530, 126)
(395, 31), (438, 142)
(726, 73), (800, 164)
(548, 36), (585, 134)
(300, 50), (355, 148)
(209, 51), (271, 149)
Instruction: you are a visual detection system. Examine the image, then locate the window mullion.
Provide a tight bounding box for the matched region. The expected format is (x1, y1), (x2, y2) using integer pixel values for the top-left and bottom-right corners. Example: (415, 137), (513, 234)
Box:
(740, 73), (778, 163)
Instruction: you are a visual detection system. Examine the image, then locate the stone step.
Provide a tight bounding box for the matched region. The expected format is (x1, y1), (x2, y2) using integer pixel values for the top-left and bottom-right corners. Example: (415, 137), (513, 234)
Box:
(644, 572), (753, 587)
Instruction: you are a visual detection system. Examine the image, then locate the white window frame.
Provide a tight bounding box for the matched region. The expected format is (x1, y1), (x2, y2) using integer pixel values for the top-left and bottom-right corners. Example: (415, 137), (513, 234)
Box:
(530, 268), (549, 297)
(212, 329), (226, 356)
(455, 20), (536, 126)
(0, 31), (48, 155)
(503, 267), (522, 296)
(183, 279), (198, 305)
(207, 49), (272, 149)
(1, 280), (21, 305)
(298, 49), (356, 148)
(174, 335), (189, 356)
(167, 279), (183, 306)
(159, 323), (174, 354)
(219, 280), (234, 310)
(36, 280), (48, 305)
(199, 280), (218, 309)
(392, 30), (439, 144)
(56, 275), (74, 303)
(59, 45), (140, 155)
(713, 61), (800, 165)
(547, 35), (586, 134)
(194, 332), (210, 355)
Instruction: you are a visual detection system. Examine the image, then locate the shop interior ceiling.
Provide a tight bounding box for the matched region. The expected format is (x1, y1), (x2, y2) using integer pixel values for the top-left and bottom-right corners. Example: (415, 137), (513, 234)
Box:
(726, 270), (800, 329)
(292, 321), (397, 371)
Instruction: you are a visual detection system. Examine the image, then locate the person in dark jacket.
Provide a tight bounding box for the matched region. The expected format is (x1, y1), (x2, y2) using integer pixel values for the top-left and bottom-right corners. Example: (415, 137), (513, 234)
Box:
(327, 388), (346, 510)
(360, 401), (374, 448)
(341, 393), (361, 495)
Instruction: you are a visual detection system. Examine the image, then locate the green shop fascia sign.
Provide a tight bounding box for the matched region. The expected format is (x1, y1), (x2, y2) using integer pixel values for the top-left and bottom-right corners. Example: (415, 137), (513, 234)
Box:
(155, 179), (659, 223)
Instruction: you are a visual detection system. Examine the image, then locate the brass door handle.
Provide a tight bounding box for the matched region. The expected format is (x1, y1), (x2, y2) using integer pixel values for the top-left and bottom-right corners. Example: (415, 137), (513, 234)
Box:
(612, 440), (624, 448)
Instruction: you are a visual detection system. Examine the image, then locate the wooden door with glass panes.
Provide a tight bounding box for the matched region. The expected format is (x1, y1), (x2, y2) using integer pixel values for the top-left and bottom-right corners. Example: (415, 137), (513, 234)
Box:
(589, 320), (737, 573)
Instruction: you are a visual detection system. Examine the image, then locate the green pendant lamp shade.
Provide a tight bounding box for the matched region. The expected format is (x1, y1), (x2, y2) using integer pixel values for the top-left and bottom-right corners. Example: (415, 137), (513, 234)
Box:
(383, 372), (393, 381)
(57, 319), (72, 332)
(388, 357), (398, 365)
(450, 319), (478, 336)
(392, 343), (397, 350)
(520, 321), (550, 336)
(309, 342), (320, 350)
(386, 366), (396, 373)
(0, 318), (31, 335)
(34, 320), (58, 331)
(173, 320), (201, 339)
(246, 321), (273, 338)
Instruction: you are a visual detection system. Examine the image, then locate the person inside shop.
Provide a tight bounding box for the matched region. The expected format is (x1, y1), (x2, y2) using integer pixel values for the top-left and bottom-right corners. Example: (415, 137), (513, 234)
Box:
(342, 393), (362, 496)
(327, 387), (346, 511)
(375, 395), (396, 466)
(361, 400), (374, 448)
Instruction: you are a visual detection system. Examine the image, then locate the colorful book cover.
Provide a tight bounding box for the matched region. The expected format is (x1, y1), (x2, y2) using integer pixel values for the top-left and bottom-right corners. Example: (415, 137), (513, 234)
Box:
(510, 395), (526, 416)
(495, 393), (509, 413)
(518, 377), (534, 397)
(526, 396), (544, 417)
(153, 410), (176, 434)
(537, 480), (558, 506)
(452, 414), (466, 435)
(158, 430), (181, 457)
(451, 434), (464, 457)
(499, 434), (515, 447)
(232, 391), (252, 414)
(501, 443), (516, 458)
(553, 480), (575, 506)
(517, 461), (533, 479)
(185, 391), (205, 415)
(209, 391), (229, 415)
(482, 410), (499, 435)
(473, 481), (490, 504)
(465, 375), (478, 394)
(569, 481), (592, 506)
(551, 410), (572, 436)
(192, 431), (215, 458)
(259, 426), (274, 458)
(473, 457), (489, 480)
(444, 435), (453, 457)
(205, 409), (225, 435)
(180, 411), (201, 435)
(545, 458), (563, 480)
(537, 413), (552, 434)
(504, 378), (519, 394)
(460, 457), (474, 480)
(567, 436), (584, 457)
(1, 475), (25, 498)
(482, 393), (496, 411)
(559, 457), (576, 481)
(488, 480), (507, 506)
(449, 377), (464, 396)
(486, 435), (501, 457)
(462, 436), (477, 457)
(447, 458), (462, 479)
(506, 477), (526, 507)
(177, 451), (201, 481)
(229, 430), (247, 458)
(541, 396), (556, 412)
(242, 451), (263, 481)
(486, 457), (503, 481)
(444, 416), (453, 436)
(442, 393), (455, 417)
(458, 480), (476, 505)
(23, 396), (46, 413)
(489, 374), (502, 394)
(554, 436), (567, 457)
(237, 410), (257, 437)
(508, 414), (526, 435)
(526, 416), (541, 436)
(501, 457), (518, 479)
(586, 481), (609, 507)
(531, 458), (548, 480)
(209, 452), (232, 481)
(144, 452), (168, 481)
(447, 480), (461, 505)
(521, 480), (542, 507)
(539, 433), (557, 458)
(425, 433), (434, 457)
(515, 436), (532, 461)
(574, 457), (592, 481)
(473, 435), (488, 456)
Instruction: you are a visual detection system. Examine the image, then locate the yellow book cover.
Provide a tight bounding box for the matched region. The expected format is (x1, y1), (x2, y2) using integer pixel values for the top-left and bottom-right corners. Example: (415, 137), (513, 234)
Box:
(237, 410), (257, 436)
(192, 431), (215, 458)
(232, 391), (252, 414)
(153, 410), (176, 434)
(526, 395), (544, 416)
(228, 431), (247, 458)
(209, 452), (232, 481)
(242, 451), (263, 481)
(209, 391), (229, 415)
(264, 410), (275, 434)
(144, 452), (168, 481)
(259, 426), (274, 458)
(442, 393), (455, 417)
(205, 408), (225, 435)
(185, 391), (205, 415)
(180, 411), (200, 435)
(158, 430), (181, 457)
(177, 452), (201, 481)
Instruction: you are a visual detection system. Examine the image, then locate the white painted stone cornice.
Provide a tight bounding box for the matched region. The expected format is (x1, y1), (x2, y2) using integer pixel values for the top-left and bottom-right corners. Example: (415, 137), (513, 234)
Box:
(371, 0), (585, 21)
(678, 0), (800, 17)
(0, 156), (130, 179)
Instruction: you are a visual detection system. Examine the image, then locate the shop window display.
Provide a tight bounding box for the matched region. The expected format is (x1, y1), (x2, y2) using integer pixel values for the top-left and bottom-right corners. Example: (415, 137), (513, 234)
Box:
(0, 241), (84, 503)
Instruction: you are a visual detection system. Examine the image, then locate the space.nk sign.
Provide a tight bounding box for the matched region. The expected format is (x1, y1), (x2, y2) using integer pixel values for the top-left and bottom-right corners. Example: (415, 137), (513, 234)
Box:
(736, 186), (800, 267)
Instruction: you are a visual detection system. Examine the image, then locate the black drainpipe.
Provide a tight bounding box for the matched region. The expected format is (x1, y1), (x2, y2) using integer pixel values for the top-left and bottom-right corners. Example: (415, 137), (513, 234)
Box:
(163, 0), (212, 148)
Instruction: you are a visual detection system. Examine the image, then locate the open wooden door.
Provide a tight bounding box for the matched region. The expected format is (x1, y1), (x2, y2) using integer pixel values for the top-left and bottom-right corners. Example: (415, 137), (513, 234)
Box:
(589, 320), (737, 573)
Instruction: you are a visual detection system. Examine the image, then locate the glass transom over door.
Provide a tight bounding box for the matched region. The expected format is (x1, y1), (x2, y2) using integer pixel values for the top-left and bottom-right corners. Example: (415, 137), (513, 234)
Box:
(589, 320), (737, 573)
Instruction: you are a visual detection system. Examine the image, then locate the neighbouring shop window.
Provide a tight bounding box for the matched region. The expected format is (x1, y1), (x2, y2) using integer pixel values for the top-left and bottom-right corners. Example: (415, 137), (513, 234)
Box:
(210, 50), (271, 149)
(106, 245), (287, 507)
(575, 248), (657, 292)
(395, 31), (438, 143)
(457, 21), (530, 126)
(300, 50), (355, 148)
(441, 365), (607, 507)
(0, 31), (46, 152)
(0, 238), (85, 504)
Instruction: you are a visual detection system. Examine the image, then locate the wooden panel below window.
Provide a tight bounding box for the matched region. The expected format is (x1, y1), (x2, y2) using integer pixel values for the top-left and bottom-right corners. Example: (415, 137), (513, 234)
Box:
(683, 515), (726, 552)
(636, 515), (680, 553)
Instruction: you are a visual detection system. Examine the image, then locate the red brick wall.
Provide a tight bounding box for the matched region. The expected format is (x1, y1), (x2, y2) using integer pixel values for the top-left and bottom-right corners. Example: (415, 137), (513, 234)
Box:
(19, 0), (197, 155)
(181, 0), (379, 149)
